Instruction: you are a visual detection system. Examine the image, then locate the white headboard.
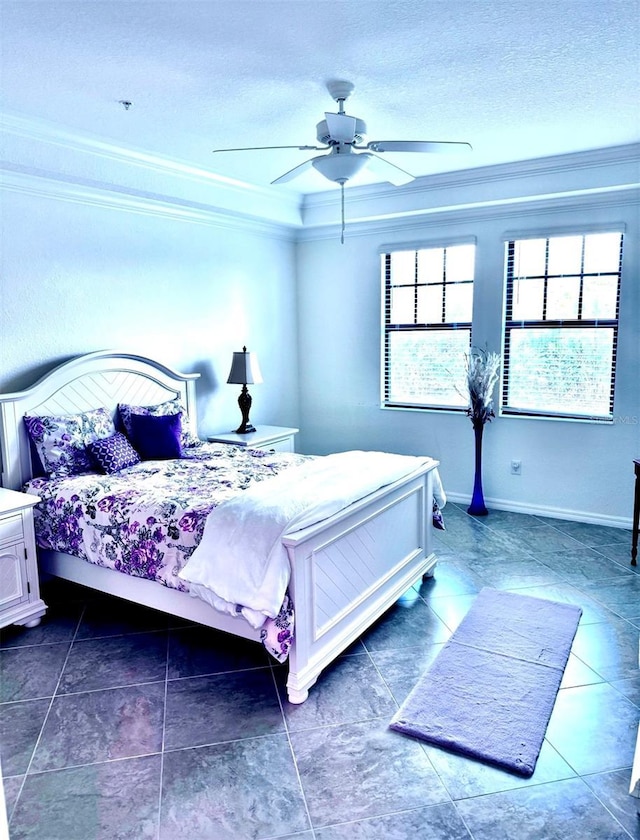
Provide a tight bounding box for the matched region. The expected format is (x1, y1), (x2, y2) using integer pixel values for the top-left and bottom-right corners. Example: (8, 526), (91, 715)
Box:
(0, 351), (200, 490)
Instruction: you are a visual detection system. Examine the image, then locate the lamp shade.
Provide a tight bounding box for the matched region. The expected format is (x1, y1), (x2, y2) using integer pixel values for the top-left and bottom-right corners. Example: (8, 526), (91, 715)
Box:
(227, 347), (263, 385)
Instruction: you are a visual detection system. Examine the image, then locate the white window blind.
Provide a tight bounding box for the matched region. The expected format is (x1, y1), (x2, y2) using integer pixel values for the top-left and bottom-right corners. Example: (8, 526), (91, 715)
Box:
(382, 242), (475, 410)
(501, 231), (624, 421)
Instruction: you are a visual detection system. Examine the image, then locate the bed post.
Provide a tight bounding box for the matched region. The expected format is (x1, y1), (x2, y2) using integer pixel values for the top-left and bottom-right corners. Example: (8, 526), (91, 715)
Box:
(0, 396), (31, 490)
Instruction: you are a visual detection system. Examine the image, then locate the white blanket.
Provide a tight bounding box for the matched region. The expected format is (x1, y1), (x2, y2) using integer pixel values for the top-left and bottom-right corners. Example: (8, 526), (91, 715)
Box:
(179, 450), (442, 628)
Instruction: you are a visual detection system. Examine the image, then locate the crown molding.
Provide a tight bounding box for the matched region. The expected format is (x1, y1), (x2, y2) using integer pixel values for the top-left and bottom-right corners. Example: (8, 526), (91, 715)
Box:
(303, 143), (640, 212)
(2, 108), (638, 240)
(5, 164), (634, 244)
(297, 184), (640, 242)
(0, 110), (302, 227)
(0, 165), (298, 241)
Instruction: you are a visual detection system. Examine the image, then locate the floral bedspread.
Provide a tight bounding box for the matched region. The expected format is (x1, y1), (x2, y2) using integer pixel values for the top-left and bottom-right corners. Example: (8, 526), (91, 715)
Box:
(25, 443), (310, 661)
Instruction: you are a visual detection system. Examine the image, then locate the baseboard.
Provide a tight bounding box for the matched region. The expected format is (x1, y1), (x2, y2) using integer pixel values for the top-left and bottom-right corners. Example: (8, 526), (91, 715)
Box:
(444, 493), (633, 530)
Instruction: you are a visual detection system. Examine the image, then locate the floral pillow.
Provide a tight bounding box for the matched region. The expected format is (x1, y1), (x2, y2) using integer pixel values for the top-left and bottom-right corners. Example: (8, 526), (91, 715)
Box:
(24, 407), (116, 478)
(118, 398), (200, 448)
(88, 432), (141, 474)
(82, 407), (117, 446)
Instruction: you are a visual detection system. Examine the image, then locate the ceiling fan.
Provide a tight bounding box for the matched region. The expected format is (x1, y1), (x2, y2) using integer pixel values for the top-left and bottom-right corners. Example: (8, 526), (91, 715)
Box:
(212, 80), (472, 240)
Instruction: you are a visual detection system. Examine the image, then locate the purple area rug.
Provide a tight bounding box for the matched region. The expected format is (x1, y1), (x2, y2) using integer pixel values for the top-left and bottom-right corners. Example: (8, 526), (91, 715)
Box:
(389, 587), (582, 777)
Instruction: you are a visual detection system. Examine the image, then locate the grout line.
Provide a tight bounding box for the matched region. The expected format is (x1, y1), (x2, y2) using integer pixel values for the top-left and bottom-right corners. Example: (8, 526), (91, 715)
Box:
(267, 663), (317, 838)
(6, 597), (86, 827)
(156, 626), (171, 840)
(581, 770), (639, 840)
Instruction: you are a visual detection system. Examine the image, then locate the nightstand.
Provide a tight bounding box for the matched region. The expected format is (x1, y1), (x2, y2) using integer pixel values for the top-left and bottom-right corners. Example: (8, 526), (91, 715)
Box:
(0, 487), (47, 629)
(208, 425), (299, 453)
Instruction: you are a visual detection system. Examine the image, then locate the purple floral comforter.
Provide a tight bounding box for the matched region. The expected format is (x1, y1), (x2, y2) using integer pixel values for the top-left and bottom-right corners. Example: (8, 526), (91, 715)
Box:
(25, 443), (311, 660)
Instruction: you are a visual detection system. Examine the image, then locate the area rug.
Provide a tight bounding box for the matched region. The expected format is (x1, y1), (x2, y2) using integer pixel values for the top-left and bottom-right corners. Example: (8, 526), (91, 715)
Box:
(389, 587), (582, 777)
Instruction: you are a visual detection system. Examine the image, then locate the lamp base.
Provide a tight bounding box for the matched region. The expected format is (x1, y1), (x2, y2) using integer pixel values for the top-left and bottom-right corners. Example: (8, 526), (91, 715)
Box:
(234, 421), (256, 434)
(235, 385), (255, 435)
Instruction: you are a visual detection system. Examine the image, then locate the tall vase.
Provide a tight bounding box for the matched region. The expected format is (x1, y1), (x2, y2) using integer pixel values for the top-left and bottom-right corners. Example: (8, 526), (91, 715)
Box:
(468, 419), (489, 516)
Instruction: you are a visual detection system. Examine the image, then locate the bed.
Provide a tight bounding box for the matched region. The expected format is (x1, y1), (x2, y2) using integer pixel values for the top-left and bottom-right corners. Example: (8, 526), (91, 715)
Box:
(0, 350), (442, 703)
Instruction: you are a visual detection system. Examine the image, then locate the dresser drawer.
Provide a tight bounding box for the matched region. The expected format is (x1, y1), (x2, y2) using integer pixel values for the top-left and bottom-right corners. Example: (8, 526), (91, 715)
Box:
(0, 513), (24, 545)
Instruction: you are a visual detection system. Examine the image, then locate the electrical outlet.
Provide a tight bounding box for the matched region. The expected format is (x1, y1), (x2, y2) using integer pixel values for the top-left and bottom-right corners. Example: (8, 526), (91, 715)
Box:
(511, 460), (522, 475)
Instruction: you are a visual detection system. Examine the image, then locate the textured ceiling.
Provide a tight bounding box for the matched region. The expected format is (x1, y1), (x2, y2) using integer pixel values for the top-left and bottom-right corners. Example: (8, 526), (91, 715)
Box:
(1, 0), (639, 194)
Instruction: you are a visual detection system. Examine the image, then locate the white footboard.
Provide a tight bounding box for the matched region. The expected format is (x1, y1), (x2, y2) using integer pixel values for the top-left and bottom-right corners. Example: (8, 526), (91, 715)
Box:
(283, 465), (436, 703)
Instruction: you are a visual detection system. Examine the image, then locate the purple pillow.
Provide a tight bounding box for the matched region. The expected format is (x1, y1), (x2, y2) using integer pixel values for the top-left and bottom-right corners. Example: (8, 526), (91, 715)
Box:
(88, 432), (140, 474)
(129, 412), (183, 460)
(118, 399), (200, 448)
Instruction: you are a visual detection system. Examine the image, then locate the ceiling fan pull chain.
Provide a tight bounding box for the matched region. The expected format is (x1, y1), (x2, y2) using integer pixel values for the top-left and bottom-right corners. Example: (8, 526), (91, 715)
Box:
(341, 181), (345, 244)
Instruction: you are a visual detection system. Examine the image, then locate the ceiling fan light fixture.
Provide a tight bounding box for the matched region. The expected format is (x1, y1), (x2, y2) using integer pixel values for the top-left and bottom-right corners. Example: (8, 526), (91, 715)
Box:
(312, 152), (369, 184)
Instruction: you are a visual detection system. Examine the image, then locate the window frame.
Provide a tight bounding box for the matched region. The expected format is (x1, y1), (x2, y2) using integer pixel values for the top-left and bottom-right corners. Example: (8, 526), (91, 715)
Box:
(500, 230), (624, 423)
(381, 239), (476, 412)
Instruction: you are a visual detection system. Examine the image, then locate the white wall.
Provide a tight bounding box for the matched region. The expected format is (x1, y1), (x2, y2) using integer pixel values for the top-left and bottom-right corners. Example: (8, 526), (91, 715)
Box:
(296, 147), (640, 526)
(0, 183), (301, 438)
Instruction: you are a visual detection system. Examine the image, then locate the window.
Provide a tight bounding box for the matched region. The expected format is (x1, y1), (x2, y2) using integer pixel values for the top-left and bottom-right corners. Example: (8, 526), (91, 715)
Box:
(382, 242), (475, 410)
(502, 231), (624, 421)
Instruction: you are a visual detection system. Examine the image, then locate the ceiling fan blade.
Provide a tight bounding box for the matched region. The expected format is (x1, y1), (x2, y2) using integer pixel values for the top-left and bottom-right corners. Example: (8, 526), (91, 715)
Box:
(366, 140), (473, 154)
(363, 153), (415, 186)
(212, 144), (325, 153)
(324, 112), (357, 143)
(270, 157), (318, 185)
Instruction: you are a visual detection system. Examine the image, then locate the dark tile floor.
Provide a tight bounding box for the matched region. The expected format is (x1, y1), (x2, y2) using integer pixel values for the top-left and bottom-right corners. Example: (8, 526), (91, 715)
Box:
(1, 504), (639, 839)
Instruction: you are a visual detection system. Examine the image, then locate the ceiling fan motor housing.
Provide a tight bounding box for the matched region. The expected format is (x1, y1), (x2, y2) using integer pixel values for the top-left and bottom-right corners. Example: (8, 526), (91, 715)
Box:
(316, 117), (367, 145)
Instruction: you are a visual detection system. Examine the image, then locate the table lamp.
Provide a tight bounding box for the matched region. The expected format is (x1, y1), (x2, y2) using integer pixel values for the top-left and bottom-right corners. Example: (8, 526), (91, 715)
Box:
(226, 346), (263, 433)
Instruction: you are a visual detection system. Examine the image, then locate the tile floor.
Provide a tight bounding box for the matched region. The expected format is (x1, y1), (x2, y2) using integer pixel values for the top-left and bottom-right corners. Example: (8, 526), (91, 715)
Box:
(1, 504), (639, 839)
